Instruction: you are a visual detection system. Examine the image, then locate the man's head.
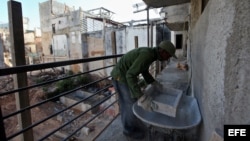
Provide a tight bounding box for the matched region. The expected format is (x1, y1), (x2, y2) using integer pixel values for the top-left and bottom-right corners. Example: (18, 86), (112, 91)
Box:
(158, 40), (177, 60)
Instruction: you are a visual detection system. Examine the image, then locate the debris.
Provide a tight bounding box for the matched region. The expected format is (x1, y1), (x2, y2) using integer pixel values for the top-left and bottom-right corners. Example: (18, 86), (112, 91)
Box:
(177, 62), (189, 71)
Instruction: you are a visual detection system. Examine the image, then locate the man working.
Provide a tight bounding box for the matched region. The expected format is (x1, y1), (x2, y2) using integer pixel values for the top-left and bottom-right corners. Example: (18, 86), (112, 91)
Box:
(111, 40), (177, 140)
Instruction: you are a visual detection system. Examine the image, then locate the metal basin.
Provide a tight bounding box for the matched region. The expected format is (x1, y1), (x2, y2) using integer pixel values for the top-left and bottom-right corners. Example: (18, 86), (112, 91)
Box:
(133, 94), (202, 130)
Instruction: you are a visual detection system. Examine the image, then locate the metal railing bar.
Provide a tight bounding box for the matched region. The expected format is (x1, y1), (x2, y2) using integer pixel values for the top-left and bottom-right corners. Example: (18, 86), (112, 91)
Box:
(3, 76), (111, 120)
(63, 99), (118, 141)
(0, 65), (115, 97)
(6, 84), (113, 140)
(0, 54), (123, 76)
(38, 92), (116, 140)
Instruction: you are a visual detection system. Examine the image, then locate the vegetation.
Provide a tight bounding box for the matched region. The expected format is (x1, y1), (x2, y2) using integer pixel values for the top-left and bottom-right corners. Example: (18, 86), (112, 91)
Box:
(35, 70), (91, 100)
(35, 69), (112, 101)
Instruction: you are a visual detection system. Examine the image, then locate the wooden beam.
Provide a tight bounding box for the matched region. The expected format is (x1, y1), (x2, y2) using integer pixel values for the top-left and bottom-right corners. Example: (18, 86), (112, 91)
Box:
(8, 1), (34, 141)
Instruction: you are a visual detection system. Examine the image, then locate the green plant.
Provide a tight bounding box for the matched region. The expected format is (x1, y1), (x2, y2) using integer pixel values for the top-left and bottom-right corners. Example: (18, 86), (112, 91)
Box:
(44, 73), (95, 100)
(56, 78), (75, 93)
(75, 74), (91, 85)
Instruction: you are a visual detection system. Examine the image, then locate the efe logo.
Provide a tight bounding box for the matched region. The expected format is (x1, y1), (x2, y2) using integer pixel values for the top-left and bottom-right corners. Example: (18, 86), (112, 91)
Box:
(228, 129), (246, 136)
(224, 125), (250, 141)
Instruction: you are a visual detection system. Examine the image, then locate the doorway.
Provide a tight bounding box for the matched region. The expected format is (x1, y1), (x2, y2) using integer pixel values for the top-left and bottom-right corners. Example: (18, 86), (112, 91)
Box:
(176, 34), (183, 49)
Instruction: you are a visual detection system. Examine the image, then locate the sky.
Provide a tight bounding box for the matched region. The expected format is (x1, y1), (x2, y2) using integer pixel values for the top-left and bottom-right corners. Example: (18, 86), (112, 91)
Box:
(0, 0), (161, 29)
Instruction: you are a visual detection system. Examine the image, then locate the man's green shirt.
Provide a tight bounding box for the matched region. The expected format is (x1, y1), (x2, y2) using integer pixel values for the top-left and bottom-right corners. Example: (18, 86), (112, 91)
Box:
(111, 47), (161, 98)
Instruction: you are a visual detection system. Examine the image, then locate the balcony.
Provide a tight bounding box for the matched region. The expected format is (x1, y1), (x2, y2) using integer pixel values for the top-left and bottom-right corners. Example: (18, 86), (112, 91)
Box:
(1, 54), (196, 141)
(95, 58), (200, 141)
(1, 1), (198, 141)
(0, 55), (124, 141)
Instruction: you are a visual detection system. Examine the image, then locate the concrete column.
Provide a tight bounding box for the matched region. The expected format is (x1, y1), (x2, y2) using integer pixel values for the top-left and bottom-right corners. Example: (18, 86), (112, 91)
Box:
(82, 34), (89, 73)
(134, 36), (138, 48)
(8, 1), (34, 141)
(111, 31), (117, 64)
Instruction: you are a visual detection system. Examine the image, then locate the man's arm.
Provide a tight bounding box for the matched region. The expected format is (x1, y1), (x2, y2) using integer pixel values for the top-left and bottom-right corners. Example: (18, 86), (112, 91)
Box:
(126, 54), (154, 98)
(141, 70), (155, 84)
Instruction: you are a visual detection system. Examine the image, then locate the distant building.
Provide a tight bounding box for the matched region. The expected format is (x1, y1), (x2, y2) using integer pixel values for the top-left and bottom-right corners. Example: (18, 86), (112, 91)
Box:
(0, 23), (11, 67)
(0, 19), (42, 67)
(24, 28), (43, 64)
(39, 0), (121, 73)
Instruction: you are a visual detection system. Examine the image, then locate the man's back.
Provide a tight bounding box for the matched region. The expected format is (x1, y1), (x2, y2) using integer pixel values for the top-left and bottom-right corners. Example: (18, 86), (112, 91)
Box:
(111, 47), (157, 83)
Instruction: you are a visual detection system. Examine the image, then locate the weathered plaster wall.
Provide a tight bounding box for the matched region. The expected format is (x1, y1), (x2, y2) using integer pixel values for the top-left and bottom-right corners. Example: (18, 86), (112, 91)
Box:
(190, 0), (250, 140)
(41, 32), (52, 56)
(39, 1), (68, 32)
(224, 1), (250, 124)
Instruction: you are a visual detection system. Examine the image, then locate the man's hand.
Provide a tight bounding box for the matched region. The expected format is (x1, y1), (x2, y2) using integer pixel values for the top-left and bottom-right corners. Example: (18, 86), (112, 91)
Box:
(137, 94), (153, 112)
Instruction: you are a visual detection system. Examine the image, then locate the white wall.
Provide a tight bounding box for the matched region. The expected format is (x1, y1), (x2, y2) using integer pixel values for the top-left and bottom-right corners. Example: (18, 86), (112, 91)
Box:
(126, 25), (157, 51)
(52, 34), (68, 57)
(190, 0), (250, 140)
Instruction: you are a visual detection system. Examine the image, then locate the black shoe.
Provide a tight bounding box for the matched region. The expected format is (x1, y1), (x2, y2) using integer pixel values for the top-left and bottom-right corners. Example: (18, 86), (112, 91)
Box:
(123, 130), (145, 140)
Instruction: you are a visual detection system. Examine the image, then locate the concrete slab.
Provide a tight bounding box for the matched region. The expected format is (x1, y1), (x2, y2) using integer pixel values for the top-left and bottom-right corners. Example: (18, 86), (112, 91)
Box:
(144, 85), (183, 117)
(152, 91), (182, 117)
(133, 95), (201, 130)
